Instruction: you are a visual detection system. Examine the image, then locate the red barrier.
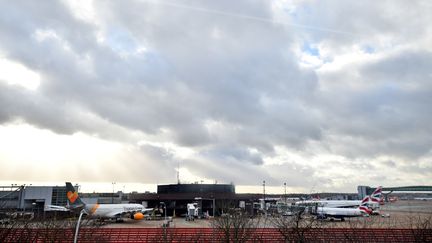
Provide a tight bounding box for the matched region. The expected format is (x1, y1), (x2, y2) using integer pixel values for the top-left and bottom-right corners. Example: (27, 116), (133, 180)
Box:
(1, 227), (431, 242)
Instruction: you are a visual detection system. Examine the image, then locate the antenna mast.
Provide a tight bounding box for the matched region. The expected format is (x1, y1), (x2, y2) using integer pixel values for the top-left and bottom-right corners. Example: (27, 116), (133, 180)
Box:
(177, 161), (180, 184)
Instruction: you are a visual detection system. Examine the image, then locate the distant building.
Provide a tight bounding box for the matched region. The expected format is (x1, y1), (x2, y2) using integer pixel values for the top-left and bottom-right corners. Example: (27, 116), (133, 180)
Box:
(358, 185), (369, 199)
(157, 183), (235, 194)
(0, 185), (23, 209)
(0, 185), (67, 211)
(0, 185), (68, 219)
(80, 191), (128, 204)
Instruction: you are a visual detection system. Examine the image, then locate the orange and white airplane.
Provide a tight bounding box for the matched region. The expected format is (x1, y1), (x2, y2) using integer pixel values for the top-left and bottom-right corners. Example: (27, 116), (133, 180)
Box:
(66, 182), (153, 221)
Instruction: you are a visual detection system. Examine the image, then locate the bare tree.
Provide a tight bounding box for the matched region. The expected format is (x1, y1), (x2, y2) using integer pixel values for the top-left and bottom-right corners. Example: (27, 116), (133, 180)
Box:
(407, 214), (432, 243)
(211, 208), (259, 243)
(341, 216), (386, 242)
(0, 211), (108, 242)
(0, 217), (34, 242)
(271, 208), (323, 242)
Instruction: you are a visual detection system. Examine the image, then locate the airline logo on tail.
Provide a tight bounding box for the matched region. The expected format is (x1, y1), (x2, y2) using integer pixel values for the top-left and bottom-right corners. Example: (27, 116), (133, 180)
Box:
(359, 206), (372, 214)
(65, 182), (85, 208)
(67, 191), (79, 203)
(359, 196), (372, 214)
(370, 186), (382, 203)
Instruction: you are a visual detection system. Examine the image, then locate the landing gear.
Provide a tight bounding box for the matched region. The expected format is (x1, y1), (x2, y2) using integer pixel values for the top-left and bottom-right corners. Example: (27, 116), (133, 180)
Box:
(185, 216), (195, 221)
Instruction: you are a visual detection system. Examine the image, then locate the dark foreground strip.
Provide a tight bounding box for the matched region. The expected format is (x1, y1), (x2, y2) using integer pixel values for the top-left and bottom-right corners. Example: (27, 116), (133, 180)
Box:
(1, 227), (431, 242)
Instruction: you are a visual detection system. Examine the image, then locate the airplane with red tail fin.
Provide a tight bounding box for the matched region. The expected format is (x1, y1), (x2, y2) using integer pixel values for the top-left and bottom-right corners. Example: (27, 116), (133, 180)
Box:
(314, 196), (372, 221)
(295, 186), (384, 209)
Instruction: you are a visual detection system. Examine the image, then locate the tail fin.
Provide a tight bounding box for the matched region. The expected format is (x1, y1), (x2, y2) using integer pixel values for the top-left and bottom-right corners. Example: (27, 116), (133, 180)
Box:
(360, 196), (370, 206)
(65, 182), (85, 208)
(370, 186), (382, 203)
(358, 196), (372, 214)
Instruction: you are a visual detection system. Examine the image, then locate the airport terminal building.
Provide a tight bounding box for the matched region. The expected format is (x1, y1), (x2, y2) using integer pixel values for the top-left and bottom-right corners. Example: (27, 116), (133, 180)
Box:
(1, 182), (365, 219)
(0, 185), (69, 218)
(129, 183), (264, 217)
(0, 183), (264, 218)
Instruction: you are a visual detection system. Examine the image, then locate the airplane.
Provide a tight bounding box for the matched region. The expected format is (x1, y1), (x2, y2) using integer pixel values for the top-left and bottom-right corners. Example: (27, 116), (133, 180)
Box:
(295, 199), (361, 208)
(314, 196), (372, 221)
(367, 186), (383, 214)
(295, 186), (383, 209)
(65, 182), (153, 221)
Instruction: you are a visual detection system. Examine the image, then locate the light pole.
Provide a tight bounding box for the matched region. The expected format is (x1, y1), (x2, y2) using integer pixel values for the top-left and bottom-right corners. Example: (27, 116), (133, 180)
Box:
(284, 182), (287, 203)
(112, 182), (116, 203)
(262, 180), (266, 214)
(160, 202), (166, 220)
(212, 198), (215, 217)
(74, 209), (85, 243)
(31, 202), (36, 220)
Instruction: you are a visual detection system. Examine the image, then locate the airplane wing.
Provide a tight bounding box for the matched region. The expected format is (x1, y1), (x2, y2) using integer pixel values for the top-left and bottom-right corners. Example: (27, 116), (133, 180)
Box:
(104, 209), (135, 218)
(106, 211), (126, 218)
(45, 205), (70, 212)
(141, 208), (154, 214)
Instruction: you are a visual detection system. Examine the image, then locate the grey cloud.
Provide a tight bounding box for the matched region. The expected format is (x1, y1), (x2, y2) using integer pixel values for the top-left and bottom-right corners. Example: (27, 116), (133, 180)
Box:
(382, 160), (396, 168)
(200, 144), (264, 166)
(361, 51), (432, 86)
(183, 157), (272, 186)
(0, 0), (321, 149)
(290, 0), (432, 50)
(0, 0), (431, 189)
(400, 163), (432, 175)
(317, 50), (432, 160)
(265, 163), (318, 187)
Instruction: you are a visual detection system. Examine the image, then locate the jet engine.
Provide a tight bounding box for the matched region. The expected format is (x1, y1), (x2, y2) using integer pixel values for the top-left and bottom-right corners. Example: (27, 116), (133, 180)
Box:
(131, 212), (144, 220)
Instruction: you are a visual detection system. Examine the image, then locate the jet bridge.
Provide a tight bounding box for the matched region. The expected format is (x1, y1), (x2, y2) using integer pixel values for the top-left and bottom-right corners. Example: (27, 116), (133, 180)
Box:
(358, 185), (432, 201)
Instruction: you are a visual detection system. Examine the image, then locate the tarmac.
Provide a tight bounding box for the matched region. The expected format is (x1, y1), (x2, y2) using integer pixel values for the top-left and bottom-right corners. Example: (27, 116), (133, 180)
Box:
(100, 200), (432, 229)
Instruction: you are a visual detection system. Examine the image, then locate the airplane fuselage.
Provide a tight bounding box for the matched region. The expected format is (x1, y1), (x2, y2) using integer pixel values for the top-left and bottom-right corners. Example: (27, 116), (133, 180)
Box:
(296, 200), (380, 209)
(315, 207), (368, 219)
(83, 203), (144, 218)
(296, 200), (361, 208)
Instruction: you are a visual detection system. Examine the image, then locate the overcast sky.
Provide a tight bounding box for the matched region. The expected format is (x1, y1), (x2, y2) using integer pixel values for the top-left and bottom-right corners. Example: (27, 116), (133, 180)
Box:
(0, 0), (431, 193)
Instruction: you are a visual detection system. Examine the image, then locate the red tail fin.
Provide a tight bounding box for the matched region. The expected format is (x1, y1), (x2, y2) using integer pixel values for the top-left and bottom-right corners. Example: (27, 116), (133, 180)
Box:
(358, 196), (372, 214)
(359, 205), (372, 214)
(361, 196), (369, 204)
(359, 196), (372, 214)
(370, 186), (382, 203)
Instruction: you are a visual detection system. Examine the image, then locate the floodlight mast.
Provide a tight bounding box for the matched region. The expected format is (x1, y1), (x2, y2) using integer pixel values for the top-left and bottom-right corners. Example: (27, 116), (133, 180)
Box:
(74, 209), (85, 243)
